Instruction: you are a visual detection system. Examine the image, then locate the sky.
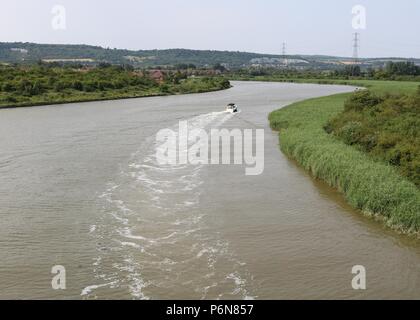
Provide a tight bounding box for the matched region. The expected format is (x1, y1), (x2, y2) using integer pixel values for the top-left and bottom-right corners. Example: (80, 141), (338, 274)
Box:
(1, 0), (419, 58)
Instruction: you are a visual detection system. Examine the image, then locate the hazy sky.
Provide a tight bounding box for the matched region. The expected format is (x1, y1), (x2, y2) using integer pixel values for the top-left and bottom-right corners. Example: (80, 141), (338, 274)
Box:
(1, 0), (419, 58)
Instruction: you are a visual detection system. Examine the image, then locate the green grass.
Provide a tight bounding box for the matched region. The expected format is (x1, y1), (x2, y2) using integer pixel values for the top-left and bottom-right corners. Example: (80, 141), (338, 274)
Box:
(231, 75), (419, 95)
(326, 90), (419, 188)
(269, 80), (420, 235)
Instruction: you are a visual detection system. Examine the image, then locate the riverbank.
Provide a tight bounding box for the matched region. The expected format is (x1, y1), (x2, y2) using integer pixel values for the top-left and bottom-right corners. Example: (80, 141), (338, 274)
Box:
(0, 65), (231, 109)
(0, 83), (231, 109)
(230, 76), (418, 94)
(268, 79), (420, 235)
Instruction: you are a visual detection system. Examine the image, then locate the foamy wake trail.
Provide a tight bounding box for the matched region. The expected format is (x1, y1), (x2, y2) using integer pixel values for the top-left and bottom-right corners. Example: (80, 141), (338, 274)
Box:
(84, 111), (255, 299)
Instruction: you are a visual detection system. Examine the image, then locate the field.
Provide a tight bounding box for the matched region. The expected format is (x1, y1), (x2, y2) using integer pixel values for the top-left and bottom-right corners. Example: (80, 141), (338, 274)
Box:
(269, 80), (420, 234)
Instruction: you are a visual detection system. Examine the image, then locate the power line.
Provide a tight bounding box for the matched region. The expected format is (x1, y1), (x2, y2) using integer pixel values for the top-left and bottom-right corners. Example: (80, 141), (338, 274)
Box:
(352, 32), (360, 63)
(282, 42), (288, 67)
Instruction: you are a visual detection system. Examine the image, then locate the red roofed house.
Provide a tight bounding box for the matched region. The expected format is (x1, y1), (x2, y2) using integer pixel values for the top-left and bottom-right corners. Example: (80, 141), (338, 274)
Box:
(149, 70), (165, 84)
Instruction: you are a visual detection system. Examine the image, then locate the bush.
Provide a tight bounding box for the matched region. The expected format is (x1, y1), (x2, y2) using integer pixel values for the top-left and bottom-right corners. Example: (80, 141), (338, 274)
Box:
(2, 83), (15, 92)
(83, 82), (96, 92)
(344, 90), (383, 112)
(72, 81), (84, 91)
(329, 90), (420, 187)
(159, 84), (171, 93)
(54, 81), (67, 92)
(5, 95), (17, 103)
(336, 121), (363, 145)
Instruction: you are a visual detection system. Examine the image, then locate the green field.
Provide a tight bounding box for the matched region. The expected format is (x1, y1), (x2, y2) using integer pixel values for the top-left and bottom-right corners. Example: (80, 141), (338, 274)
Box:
(232, 76), (419, 95)
(269, 80), (420, 235)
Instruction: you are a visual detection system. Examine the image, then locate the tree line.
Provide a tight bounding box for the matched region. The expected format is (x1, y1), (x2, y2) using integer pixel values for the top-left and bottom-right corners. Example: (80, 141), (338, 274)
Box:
(0, 64), (230, 107)
(230, 61), (420, 81)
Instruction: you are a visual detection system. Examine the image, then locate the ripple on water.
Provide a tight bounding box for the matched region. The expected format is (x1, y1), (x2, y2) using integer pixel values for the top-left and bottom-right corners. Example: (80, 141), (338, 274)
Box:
(83, 112), (255, 299)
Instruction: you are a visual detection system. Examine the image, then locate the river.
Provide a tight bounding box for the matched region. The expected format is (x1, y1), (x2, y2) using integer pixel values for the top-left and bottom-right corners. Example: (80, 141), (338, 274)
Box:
(0, 81), (419, 299)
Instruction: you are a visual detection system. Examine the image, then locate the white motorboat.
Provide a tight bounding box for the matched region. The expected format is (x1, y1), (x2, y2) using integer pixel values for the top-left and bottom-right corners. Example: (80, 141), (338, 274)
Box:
(226, 103), (238, 113)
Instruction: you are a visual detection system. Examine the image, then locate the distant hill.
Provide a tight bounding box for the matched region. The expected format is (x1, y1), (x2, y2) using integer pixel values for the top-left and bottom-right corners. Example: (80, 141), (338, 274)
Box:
(1, 42), (419, 69)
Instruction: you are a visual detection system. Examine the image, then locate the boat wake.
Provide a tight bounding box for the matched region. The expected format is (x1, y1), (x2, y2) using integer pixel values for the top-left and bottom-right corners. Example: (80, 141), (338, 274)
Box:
(83, 111), (255, 300)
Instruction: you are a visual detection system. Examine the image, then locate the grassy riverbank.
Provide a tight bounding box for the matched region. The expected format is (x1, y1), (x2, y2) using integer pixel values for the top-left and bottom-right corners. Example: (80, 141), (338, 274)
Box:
(268, 79), (420, 234)
(0, 64), (231, 108)
(326, 90), (419, 188)
(231, 75), (418, 95)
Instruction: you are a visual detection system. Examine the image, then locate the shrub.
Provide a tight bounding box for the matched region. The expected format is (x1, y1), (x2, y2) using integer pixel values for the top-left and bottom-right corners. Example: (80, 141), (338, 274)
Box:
(5, 95), (17, 103)
(72, 81), (84, 91)
(336, 121), (363, 145)
(329, 90), (420, 187)
(2, 82), (15, 92)
(344, 90), (383, 112)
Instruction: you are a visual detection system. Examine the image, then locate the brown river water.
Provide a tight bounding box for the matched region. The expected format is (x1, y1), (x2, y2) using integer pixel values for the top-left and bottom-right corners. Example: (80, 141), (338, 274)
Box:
(0, 81), (419, 299)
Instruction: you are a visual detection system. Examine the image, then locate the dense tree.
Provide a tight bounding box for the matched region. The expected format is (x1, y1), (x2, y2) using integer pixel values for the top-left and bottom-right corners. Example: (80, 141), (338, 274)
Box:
(385, 61), (420, 76)
(213, 63), (226, 72)
(72, 80), (83, 91)
(0, 64), (231, 107)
